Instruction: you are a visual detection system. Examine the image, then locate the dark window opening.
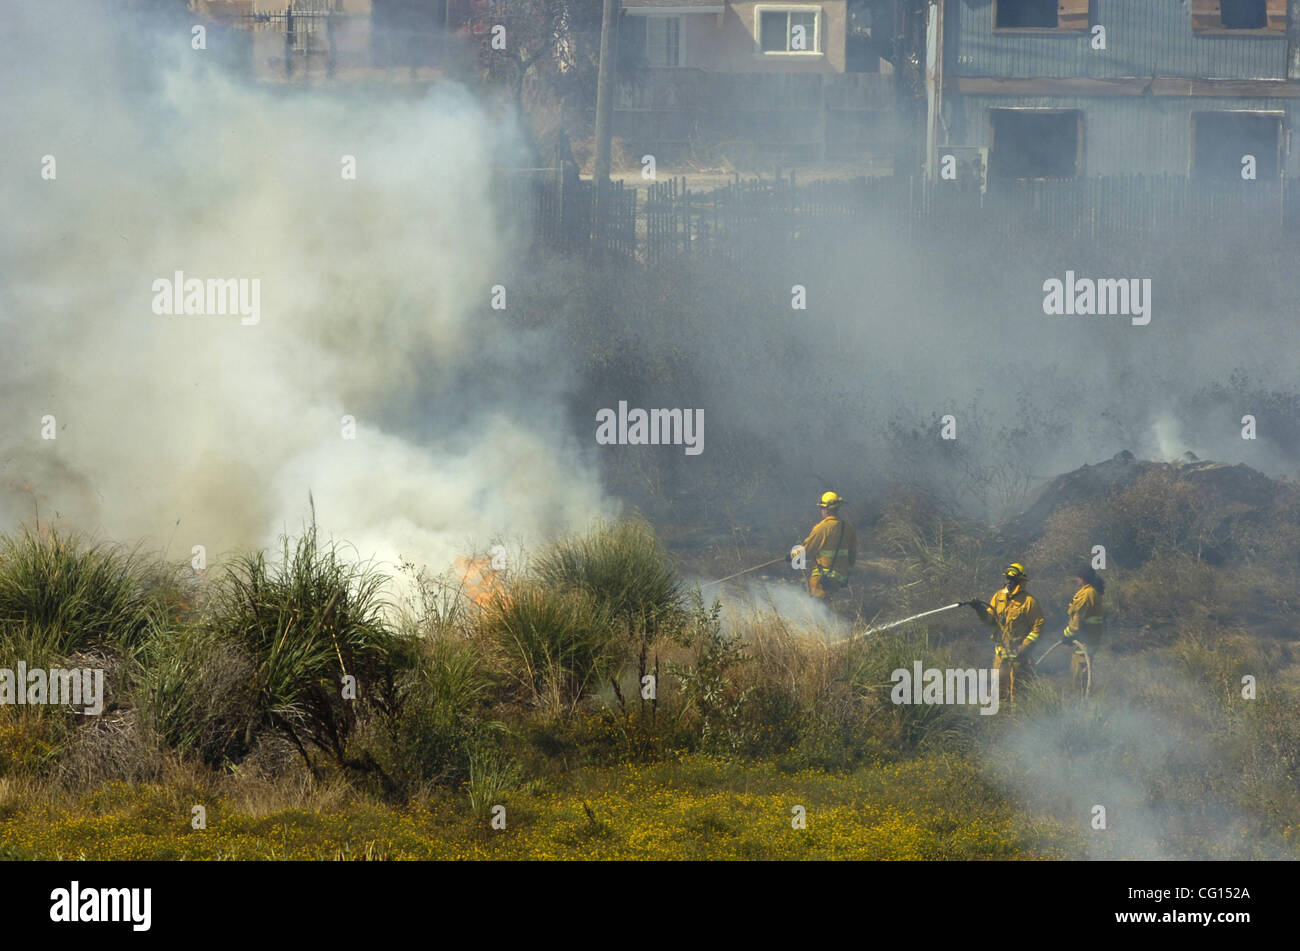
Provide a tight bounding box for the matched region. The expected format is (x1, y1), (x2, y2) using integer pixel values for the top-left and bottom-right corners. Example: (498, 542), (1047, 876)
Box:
(989, 110), (1081, 180)
(370, 0), (449, 67)
(846, 0), (879, 70)
(1193, 112), (1280, 181)
(996, 0), (1059, 29)
(619, 15), (649, 70)
(845, 33), (880, 72)
(760, 11), (789, 51)
(1220, 0), (1267, 29)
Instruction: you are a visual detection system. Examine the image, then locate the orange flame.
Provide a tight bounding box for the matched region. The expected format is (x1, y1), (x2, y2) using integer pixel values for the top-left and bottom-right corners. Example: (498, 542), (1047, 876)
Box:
(454, 555), (504, 608)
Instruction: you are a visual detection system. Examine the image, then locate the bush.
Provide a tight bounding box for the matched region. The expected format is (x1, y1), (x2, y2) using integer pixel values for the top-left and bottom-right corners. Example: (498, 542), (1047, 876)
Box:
(535, 518), (684, 640)
(874, 491), (993, 616)
(1117, 554), (1218, 636)
(0, 526), (167, 652)
(467, 745), (520, 819)
(481, 581), (616, 714)
(363, 633), (497, 795)
(667, 595), (759, 755)
(135, 622), (257, 766)
(206, 521), (394, 771)
(838, 629), (974, 754)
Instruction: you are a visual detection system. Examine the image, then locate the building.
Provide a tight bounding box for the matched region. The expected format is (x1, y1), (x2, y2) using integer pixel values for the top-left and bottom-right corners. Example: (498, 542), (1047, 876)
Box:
(928, 0), (1300, 185)
(614, 1), (901, 164)
(192, 0), (476, 83)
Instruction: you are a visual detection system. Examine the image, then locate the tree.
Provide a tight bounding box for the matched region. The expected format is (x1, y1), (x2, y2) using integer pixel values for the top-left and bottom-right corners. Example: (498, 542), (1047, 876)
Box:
(463, 0), (605, 159)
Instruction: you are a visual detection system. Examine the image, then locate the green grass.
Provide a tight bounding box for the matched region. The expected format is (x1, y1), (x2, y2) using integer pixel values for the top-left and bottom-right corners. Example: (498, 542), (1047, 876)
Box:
(205, 520), (394, 765)
(0, 754), (1087, 860)
(481, 581), (616, 713)
(535, 518), (685, 639)
(0, 525), (170, 654)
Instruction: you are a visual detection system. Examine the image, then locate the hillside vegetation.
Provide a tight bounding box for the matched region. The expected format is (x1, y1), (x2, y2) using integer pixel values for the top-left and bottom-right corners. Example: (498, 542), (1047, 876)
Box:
(1, 461), (1297, 859)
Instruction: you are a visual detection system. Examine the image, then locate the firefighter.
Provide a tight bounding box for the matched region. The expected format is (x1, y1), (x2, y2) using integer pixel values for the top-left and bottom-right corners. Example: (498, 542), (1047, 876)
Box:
(968, 562), (1044, 704)
(796, 491), (857, 600)
(1063, 564), (1105, 697)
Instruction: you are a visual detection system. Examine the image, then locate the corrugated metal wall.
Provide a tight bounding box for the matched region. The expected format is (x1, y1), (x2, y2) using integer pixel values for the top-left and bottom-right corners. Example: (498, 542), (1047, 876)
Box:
(952, 94), (1298, 174)
(949, 0), (1288, 79)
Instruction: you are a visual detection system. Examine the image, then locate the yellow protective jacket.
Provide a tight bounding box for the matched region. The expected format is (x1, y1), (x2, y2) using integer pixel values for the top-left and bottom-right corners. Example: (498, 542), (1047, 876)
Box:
(1066, 583), (1104, 638)
(802, 515), (857, 581)
(982, 584), (1044, 654)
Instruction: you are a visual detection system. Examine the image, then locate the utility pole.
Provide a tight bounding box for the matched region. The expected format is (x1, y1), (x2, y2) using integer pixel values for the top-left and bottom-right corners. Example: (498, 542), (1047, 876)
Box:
(923, 0), (945, 183)
(592, 0), (620, 250)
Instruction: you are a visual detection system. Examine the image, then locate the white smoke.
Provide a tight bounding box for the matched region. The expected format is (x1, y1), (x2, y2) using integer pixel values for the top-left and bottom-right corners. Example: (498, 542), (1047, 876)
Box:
(707, 577), (853, 642)
(0, 4), (609, 579)
(1149, 412), (1190, 462)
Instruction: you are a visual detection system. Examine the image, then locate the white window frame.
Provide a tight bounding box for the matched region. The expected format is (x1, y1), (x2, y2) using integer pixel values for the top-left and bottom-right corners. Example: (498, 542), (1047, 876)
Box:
(754, 4), (824, 58)
(644, 15), (683, 68)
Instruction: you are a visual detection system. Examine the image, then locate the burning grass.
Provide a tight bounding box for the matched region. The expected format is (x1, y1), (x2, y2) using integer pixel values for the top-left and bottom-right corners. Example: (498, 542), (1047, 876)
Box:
(0, 485), (1298, 859)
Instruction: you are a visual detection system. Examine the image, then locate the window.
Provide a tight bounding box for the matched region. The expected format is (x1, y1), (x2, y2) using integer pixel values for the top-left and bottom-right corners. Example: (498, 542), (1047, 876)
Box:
(646, 16), (680, 67)
(989, 109), (1082, 180)
(846, 0), (882, 72)
(994, 0), (1090, 31)
(1192, 112), (1281, 181)
(370, 0), (449, 66)
(1191, 0), (1285, 32)
(758, 7), (821, 53)
(1221, 0), (1267, 28)
(996, 0), (1057, 29)
(618, 15), (681, 69)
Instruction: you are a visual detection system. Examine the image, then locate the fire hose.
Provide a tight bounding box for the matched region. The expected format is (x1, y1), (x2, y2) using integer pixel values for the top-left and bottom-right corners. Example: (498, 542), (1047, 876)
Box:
(699, 556), (787, 588)
(1033, 636), (1092, 698)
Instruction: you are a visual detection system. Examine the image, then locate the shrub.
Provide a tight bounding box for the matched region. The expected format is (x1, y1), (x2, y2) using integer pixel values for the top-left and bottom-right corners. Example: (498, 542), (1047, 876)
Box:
(135, 622), (257, 765)
(535, 518), (684, 640)
(1117, 553), (1218, 635)
(0, 526), (167, 652)
(873, 492), (992, 615)
(667, 595), (756, 755)
(206, 521), (394, 772)
(838, 629), (973, 754)
(467, 745), (520, 819)
(481, 581), (616, 714)
(363, 633), (497, 795)
(0, 619), (66, 674)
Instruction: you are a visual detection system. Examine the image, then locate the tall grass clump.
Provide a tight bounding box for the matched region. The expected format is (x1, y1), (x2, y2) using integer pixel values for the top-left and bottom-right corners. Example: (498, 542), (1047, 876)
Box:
(365, 630), (499, 796)
(535, 519), (684, 638)
(206, 520), (393, 772)
(481, 581), (615, 714)
(135, 621), (257, 765)
(838, 629), (973, 754)
(0, 526), (165, 653)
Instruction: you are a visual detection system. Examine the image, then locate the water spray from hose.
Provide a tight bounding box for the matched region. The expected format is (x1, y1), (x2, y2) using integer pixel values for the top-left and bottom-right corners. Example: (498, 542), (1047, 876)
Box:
(856, 601), (968, 638)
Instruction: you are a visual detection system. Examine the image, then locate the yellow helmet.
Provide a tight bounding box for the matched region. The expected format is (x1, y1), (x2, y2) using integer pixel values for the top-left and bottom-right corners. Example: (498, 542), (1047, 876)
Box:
(819, 491), (843, 509)
(1004, 562), (1028, 583)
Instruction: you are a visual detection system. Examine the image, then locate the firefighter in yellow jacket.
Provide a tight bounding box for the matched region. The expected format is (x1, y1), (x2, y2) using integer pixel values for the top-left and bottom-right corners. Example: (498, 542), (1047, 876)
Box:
(797, 491), (857, 599)
(1063, 564), (1105, 696)
(968, 563), (1043, 703)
